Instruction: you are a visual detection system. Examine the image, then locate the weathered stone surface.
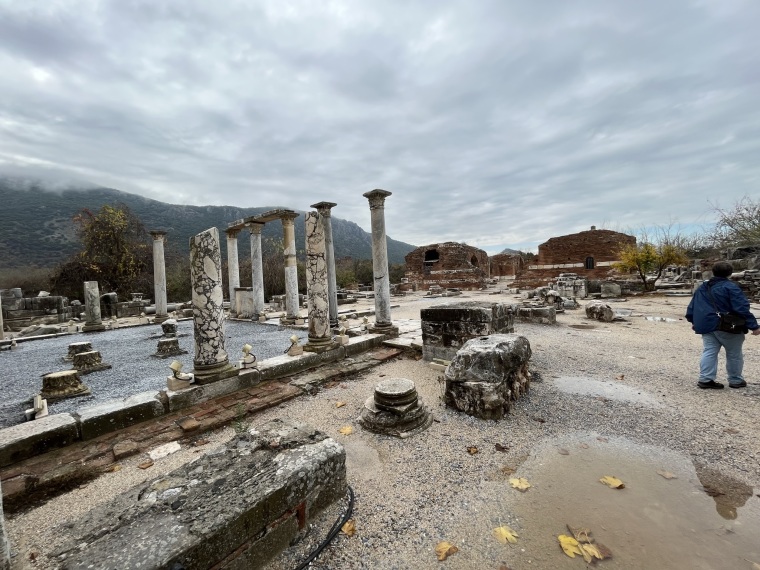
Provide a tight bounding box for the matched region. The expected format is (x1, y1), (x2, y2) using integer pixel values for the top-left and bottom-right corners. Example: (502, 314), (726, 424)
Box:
(154, 337), (187, 358)
(52, 419), (346, 570)
(444, 334), (531, 420)
(76, 391), (165, 440)
(0, 414), (79, 468)
(516, 306), (557, 324)
(41, 370), (91, 401)
(585, 300), (615, 322)
(113, 440), (140, 460)
(600, 282), (622, 298)
(72, 350), (111, 374)
(64, 341), (92, 361)
(0, 480), (9, 570)
(358, 378), (432, 438)
(490, 252), (524, 279)
(404, 241), (489, 291)
(82, 281), (105, 332)
(303, 211), (338, 353)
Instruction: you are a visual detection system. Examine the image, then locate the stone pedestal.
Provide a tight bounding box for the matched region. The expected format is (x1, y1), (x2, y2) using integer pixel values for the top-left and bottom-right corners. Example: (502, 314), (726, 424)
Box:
(363, 190), (398, 337)
(189, 227), (236, 384)
(150, 231), (169, 323)
(73, 350), (112, 374)
(225, 228), (241, 316)
(280, 213), (301, 325)
(64, 341), (93, 361)
(41, 370), (91, 401)
(303, 212), (339, 353)
(311, 202), (339, 329)
(248, 222), (266, 319)
(82, 281), (105, 332)
(161, 319), (178, 337)
(358, 378), (432, 438)
(154, 338), (187, 358)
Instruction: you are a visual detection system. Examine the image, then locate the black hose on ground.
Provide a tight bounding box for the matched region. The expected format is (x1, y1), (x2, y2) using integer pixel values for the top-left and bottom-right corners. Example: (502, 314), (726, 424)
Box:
(294, 485), (355, 570)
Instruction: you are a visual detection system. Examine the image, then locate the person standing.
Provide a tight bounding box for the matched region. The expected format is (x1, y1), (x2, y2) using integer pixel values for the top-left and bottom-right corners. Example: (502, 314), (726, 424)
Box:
(685, 261), (760, 389)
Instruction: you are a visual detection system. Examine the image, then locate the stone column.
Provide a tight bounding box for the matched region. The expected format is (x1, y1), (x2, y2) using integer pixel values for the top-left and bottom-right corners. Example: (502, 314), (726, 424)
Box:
(0, 302), (4, 341)
(311, 201), (339, 330)
(248, 222), (266, 319)
(82, 281), (105, 332)
(363, 189), (398, 336)
(225, 228), (241, 317)
(280, 213), (301, 325)
(150, 230), (169, 323)
(303, 212), (338, 353)
(189, 228), (236, 384)
(0, 479), (9, 570)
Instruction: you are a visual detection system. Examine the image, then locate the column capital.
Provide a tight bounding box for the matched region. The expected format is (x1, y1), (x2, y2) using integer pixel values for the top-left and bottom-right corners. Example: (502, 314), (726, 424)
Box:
(363, 189), (392, 210)
(246, 222), (265, 235)
(150, 230), (167, 240)
(280, 212), (300, 223)
(310, 201), (337, 216)
(225, 227), (242, 239)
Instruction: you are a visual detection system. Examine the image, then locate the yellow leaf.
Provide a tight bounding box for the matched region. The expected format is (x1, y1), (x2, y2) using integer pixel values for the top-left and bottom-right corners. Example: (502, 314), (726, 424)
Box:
(336, 401), (346, 408)
(657, 470), (677, 480)
(338, 425), (353, 435)
(493, 525), (518, 544)
(599, 475), (625, 489)
(509, 477), (531, 491)
(341, 519), (356, 536)
(435, 541), (459, 561)
(501, 465), (516, 475)
(466, 446), (479, 455)
(558, 534), (583, 558)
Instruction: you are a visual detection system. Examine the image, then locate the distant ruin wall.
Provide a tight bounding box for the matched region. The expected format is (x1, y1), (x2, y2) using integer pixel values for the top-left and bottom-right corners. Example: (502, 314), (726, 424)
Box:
(490, 253), (524, 278)
(404, 242), (489, 291)
(537, 228), (635, 267)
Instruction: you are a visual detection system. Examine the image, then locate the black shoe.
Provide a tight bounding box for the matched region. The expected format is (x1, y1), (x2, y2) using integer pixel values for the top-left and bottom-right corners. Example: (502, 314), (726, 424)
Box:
(698, 381), (724, 389)
(729, 381), (747, 388)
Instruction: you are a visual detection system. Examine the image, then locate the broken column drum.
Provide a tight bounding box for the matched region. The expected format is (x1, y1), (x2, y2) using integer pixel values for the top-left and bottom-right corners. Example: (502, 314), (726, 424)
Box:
(362, 189), (398, 336)
(359, 378), (432, 438)
(161, 319), (177, 337)
(303, 212), (338, 353)
(64, 341), (93, 361)
(311, 201), (339, 329)
(82, 281), (105, 332)
(40, 370), (91, 401)
(280, 213), (301, 324)
(189, 227), (235, 383)
(154, 338), (187, 358)
(248, 222), (266, 319)
(150, 230), (169, 323)
(73, 350), (112, 374)
(225, 228), (241, 316)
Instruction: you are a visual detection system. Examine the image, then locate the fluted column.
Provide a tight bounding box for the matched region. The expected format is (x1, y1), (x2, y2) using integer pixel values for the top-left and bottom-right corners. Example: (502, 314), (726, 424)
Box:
(82, 281), (105, 332)
(363, 189), (398, 336)
(150, 230), (168, 322)
(303, 211), (338, 353)
(280, 213), (301, 324)
(248, 222), (266, 319)
(311, 201), (338, 329)
(225, 228), (241, 316)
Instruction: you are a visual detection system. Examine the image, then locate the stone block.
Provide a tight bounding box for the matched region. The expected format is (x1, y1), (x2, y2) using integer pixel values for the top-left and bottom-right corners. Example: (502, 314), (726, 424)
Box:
(76, 392), (166, 441)
(343, 334), (385, 357)
(0, 414), (80, 468)
(162, 370), (261, 412)
(516, 306), (557, 324)
(600, 282), (622, 298)
(258, 352), (322, 382)
(585, 300), (615, 322)
(52, 419), (346, 570)
(112, 440), (140, 460)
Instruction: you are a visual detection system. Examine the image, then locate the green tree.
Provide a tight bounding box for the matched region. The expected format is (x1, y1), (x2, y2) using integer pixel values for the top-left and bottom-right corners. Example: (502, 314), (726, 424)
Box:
(614, 227), (689, 291)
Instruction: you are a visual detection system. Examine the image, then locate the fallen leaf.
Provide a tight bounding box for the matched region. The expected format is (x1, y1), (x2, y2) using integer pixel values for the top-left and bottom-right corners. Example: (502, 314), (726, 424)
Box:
(435, 541), (459, 561)
(336, 401), (346, 408)
(493, 525), (518, 544)
(597, 436), (609, 443)
(723, 427), (739, 435)
(557, 448), (570, 455)
(500, 466), (516, 476)
(579, 443), (590, 449)
(467, 446), (479, 455)
(657, 470), (677, 480)
(137, 459), (154, 469)
(341, 519), (356, 536)
(338, 426), (353, 436)
(615, 374), (625, 381)
(509, 477), (531, 491)
(599, 475), (625, 489)
(107, 464), (122, 473)
(566, 525), (592, 544)
(558, 534), (583, 558)
(495, 443), (509, 452)
(531, 416), (546, 423)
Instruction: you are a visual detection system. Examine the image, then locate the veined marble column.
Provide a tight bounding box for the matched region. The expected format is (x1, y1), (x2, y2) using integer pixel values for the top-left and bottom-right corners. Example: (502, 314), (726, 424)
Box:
(189, 227), (236, 384)
(150, 230), (169, 323)
(280, 213), (301, 325)
(311, 201), (339, 329)
(363, 189), (398, 336)
(303, 212), (338, 353)
(248, 222), (266, 319)
(82, 281), (105, 332)
(225, 228), (241, 317)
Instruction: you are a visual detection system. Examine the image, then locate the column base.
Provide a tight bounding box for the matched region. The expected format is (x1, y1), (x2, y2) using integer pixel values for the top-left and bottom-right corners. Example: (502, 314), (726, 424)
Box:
(153, 315), (171, 323)
(192, 361), (238, 385)
(280, 316), (305, 326)
(303, 338), (340, 354)
(368, 323), (399, 337)
(82, 323), (106, 332)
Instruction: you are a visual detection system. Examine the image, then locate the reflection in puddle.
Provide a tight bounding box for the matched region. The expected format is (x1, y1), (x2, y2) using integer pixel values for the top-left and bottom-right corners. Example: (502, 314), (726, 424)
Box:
(696, 463), (754, 520)
(568, 324), (596, 330)
(553, 376), (663, 407)
(644, 315), (680, 323)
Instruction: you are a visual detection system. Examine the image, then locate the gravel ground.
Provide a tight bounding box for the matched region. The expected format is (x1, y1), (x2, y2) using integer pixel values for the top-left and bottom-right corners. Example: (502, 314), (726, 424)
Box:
(5, 290), (760, 570)
(0, 320), (307, 427)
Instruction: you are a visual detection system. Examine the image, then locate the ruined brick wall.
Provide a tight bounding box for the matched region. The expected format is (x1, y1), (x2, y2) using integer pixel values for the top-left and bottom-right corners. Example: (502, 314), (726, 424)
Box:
(490, 254), (524, 278)
(404, 242), (489, 291)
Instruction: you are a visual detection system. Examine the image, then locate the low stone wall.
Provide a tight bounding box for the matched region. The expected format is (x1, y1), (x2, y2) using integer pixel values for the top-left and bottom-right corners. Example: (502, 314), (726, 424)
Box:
(516, 306), (557, 325)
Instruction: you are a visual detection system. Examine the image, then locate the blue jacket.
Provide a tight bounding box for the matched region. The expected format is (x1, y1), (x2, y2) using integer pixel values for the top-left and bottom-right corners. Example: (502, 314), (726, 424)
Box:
(686, 277), (758, 334)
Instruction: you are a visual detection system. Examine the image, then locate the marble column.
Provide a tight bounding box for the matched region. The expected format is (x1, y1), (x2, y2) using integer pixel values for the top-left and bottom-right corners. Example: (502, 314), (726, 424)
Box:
(0, 302), (4, 341)
(82, 281), (105, 332)
(311, 201), (339, 330)
(303, 212), (338, 353)
(150, 230), (169, 323)
(363, 189), (398, 336)
(0, 479), (9, 570)
(248, 222), (266, 319)
(225, 228), (241, 316)
(189, 227), (236, 384)
(280, 213), (301, 324)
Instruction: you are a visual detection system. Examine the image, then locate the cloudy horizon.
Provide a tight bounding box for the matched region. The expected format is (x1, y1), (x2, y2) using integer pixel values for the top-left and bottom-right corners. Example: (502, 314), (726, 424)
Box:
(1, 0), (758, 253)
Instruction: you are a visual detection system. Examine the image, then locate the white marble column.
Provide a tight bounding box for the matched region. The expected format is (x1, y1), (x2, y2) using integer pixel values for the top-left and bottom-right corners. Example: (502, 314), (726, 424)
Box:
(225, 228), (241, 317)
(0, 479), (9, 570)
(189, 227), (235, 383)
(303, 212), (338, 353)
(150, 230), (169, 323)
(0, 302), (4, 341)
(82, 281), (105, 332)
(248, 222), (266, 319)
(363, 189), (398, 336)
(280, 213), (301, 324)
(311, 201), (339, 329)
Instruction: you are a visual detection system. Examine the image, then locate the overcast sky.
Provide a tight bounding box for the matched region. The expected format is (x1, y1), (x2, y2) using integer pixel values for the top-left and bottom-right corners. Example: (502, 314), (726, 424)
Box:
(1, 0), (758, 252)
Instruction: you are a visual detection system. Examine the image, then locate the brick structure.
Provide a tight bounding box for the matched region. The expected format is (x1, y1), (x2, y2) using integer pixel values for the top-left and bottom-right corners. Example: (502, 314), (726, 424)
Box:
(490, 253), (524, 279)
(403, 242), (489, 291)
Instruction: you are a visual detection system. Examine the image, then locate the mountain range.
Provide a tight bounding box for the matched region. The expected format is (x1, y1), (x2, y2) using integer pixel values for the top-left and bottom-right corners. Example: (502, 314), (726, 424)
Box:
(0, 178), (416, 269)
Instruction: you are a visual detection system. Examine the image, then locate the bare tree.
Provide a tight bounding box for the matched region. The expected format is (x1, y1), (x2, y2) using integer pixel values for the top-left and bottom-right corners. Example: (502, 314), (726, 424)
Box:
(710, 196), (760, 248)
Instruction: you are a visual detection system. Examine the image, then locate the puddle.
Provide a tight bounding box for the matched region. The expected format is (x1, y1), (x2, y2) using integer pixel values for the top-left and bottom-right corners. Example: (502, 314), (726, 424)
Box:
(568, 324), (596, 330)
(644, 316), (680, 323)
(506, 435), (760, 569)
(614, 308), (634, 317)
(553, 376), (663, 407)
